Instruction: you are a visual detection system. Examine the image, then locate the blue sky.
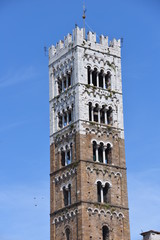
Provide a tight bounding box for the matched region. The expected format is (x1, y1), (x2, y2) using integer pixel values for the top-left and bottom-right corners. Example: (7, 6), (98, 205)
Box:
(0, 0), (160, 239)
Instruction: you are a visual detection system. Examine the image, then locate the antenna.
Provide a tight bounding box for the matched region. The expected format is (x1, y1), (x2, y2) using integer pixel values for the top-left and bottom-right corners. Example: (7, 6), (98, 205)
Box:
(44, 45), (47, 56)
(82, 1), (86, 39)
(121, 38), (124, 48)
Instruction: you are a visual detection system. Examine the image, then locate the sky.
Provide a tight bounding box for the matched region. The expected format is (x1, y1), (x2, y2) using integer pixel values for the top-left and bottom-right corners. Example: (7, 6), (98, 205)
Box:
(0, 0), (160, 239)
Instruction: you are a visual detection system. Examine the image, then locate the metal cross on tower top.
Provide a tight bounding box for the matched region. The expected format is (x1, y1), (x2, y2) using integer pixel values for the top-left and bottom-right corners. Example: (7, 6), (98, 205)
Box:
(82, 1), (86, 38)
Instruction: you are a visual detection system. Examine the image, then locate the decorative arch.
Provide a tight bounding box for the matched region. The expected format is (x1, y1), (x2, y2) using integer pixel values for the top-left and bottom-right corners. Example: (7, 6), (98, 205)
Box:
(95, 179), (112, 188)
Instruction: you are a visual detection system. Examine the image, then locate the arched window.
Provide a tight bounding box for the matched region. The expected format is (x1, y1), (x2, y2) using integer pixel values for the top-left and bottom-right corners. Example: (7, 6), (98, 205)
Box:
(65, 228), (71, 240)
(58, 113), (62, 128)
(107, 107), (113, 125)
(89, 102), (92, 121)
(63, 184), (71, 206)
(100, 106), (105, 124)
(66, 145), (71, 165)
(68, 184), (71, 205)
(103, 183), (110, 203)
(93, 141), (112, 164)
(98, 143), (103, 163)
(63, 77), (67, 91)
(93, 104), (99, 122)
(99, 70), (103, 88)
(67, 151), (71, 165)
(58, 78), (62, 94)
(61, 144), (72, 166)
(97, 181), (102, 203)
(93, 141), (97, 162)
(105, 144), (112, 164)
(61, 150), (65, 166)
(102, 226), (109, 240)
(68, 73), (71, 87)
(64, 112), (67, 126)
(105, 72), (111, 89)
(87, 66), (91, 84)
(96, 181), (111, 203)
(92, 68), (97, 86)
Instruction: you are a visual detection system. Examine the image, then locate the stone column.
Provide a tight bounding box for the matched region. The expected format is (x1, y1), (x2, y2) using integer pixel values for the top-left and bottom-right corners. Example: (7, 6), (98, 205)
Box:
(56, 114), (58, 131)
(104, 110), (107, 125)
(105, 111), (108, 125)
(103, 74), (105, 89)
(70, 147), (72, 163)
(55, 79), (58, 96)
(103, 148), (106, 164)
(96, 146), (99, 162)
(68, 188), (71, 205)
(62, 79), (64, 92)
(98, 108), (101, 124)
(90, 70), (93, 85)
(97, 72), (99, 87)
(67, 112), (69, 125)
(101, 186), (104, 203)
(91, 107), (94, 121)
(65, 151), (67, 166)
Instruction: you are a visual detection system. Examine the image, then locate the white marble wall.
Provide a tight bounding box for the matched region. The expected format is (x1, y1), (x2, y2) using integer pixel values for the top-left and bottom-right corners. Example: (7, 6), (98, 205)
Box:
(49, 27), (124, 143)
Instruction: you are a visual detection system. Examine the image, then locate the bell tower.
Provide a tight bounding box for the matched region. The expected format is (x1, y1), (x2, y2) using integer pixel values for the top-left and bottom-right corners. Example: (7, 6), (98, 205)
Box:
(49, 26), (130, 240)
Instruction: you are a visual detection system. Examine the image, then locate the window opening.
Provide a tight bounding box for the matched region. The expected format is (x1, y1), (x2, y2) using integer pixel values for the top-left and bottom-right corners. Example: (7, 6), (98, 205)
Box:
(58, 114), (62, 128)
(61, 151), (65, 166)
(63, 185), (71, 207)
(87, 67), (91, 84)
(67, 151), (71, 165)
(102, 226), (109, 240)
(94, 105), (98, 122)
(98, 143), (103, 163)
(68, 110), (72, 123)
(68, 184), (71, 205)
(99, 71), (103, 88)
(97, 181), (102, 203)
(58, 79), (62, 94)
(64, 112), (67, 126)
(93, 141), (96, 161)
(105, 72), (111, 89)
(63, 188), (68, 206)
(105, 144), (112, 164)
(107, 107), (113, 125)
(68, 74), (71, 87)
(100, 107), (105, 124)
(89, 102), (92, 121)
(92, 68), (97, 86)
(103, 183), (110, 203)
(64, 78), (67, 91)
(66, 228), (71, 240)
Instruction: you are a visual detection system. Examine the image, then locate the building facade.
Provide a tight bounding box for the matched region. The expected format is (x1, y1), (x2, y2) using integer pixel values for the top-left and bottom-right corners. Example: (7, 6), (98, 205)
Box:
(141, 231), (160, 240)
(49, 27), (130, 240)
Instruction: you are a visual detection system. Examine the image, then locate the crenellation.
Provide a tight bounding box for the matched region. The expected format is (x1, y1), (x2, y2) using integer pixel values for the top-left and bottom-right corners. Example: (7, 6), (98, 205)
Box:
(49, 45), (56, 58)
(56, 40), (64, 51)
(49, 27), (121, 65)
(109, 38), (121, 48)
(73, 26), (84, 45)
(64, 33), (72, 47)
(87, 31), (97, 43)
(100, 35), (108, 47)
